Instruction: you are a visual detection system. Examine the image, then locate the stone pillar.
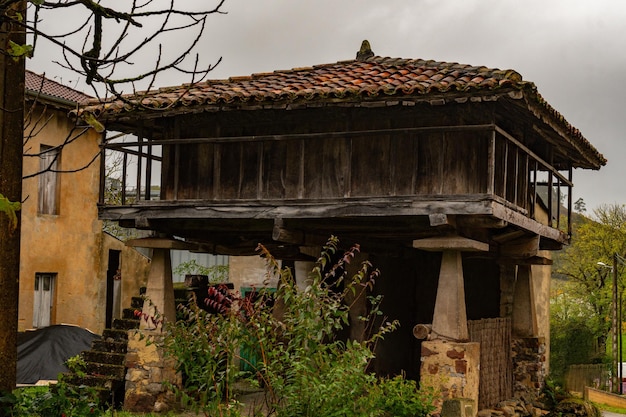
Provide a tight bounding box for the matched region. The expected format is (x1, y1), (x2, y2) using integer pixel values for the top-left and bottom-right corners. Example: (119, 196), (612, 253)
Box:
(499, 264), (516, 318)
(512, 265), (537, 338)
(413, 236), (488, 417)
(510, 265), (544, 400)
(126, 236), (196, 329)
(420, 340), (480, 415)
(124, 329), (181, 413)
(511, 337), (547, 399)
(413, 236), (489, 341)
(432, 251), (469, 341)
(141, 248), (175, 330)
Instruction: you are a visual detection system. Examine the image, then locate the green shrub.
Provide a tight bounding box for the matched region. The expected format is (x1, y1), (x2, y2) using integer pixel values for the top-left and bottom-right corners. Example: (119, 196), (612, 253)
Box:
(2, 383), (103, 417)
(163, 237), (436, 417)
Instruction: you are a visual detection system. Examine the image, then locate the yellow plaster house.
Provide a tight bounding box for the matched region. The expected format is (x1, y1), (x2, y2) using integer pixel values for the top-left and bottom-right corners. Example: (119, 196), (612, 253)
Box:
(18, 71), (150, 335)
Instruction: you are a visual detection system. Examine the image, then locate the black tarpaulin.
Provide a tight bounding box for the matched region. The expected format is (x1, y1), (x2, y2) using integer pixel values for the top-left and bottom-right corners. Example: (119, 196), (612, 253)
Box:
(17, 324), (99, 384)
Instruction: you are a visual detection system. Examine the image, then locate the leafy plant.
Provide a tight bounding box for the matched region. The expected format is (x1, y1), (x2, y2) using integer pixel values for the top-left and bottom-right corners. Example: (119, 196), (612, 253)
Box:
(173, 260), (229, 284)
(0, 193), (20, 232)
(3, 383), (103, 417)
(162, 236), (436, 417)
(65, 355), (88, 378)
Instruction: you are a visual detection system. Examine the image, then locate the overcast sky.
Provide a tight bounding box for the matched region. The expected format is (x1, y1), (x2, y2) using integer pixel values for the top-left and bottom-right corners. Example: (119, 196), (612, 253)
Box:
(27, 0), (626, 214)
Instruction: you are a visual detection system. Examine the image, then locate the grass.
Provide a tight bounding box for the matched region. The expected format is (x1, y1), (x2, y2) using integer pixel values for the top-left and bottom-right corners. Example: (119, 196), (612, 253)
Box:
(594, 402), (626, 414)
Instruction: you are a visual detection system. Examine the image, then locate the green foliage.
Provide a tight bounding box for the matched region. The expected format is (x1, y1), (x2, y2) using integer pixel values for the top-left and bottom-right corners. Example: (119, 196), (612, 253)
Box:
(2, 383), (103, 417)
(540, 377), (570, 410)
(7, 41), (32, 61)
(65, 355), (88, 379)
(551, 204), (626, 379)
(163, 237), (436, 417)
(172, 259), (229, 283)
(0, 193), (20, 232)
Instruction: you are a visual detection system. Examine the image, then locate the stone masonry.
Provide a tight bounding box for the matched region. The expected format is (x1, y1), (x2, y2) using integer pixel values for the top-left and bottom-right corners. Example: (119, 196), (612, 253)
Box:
(124, 329), (181, 413)
(421, 340), (480, 415)
(512, 337), (547, 401)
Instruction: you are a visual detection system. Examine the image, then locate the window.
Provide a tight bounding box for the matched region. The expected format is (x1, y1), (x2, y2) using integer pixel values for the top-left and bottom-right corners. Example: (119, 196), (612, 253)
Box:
(33, 273), (56, 328)
(38, 145), (61, 215)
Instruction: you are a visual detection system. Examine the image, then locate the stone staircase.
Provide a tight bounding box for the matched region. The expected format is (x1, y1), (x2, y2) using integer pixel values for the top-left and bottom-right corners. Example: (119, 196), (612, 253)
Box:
(62, 287), (190, 408)
(61, 295), (145, 407)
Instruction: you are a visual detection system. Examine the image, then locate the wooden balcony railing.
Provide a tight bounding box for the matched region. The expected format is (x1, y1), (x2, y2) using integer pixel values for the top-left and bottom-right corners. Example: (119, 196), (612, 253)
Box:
(100, 124), (572, 237)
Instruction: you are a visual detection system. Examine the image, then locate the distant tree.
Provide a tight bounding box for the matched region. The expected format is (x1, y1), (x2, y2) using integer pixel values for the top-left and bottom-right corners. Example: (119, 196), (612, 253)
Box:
(551, 204), (626, 380)
(574, 197), (587, 213)
(0, 0), (225, 394)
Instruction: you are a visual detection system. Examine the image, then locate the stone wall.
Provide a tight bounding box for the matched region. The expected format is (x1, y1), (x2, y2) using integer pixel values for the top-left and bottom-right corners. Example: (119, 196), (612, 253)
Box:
(124, 329), (181, 413)
(512, 337), (547, 400)
(420, 340), (480, 416)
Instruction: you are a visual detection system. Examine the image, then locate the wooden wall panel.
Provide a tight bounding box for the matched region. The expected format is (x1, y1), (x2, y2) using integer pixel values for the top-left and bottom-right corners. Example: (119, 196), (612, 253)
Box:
(350, 136), (391, 197)
(391, 135), (419, 196)
(239, 142), (260, 199)
(178, 143), (200, 199)
(195, 143), (214, 199)
(321, 137), (349, 198)
(441, 132), (488, 195)
(216, 142), (241, 199)
(416, 133), (444, 195)
(494, 140), (507, 199)
(262, 140), (288, 199)
(161, 144), (175, 200)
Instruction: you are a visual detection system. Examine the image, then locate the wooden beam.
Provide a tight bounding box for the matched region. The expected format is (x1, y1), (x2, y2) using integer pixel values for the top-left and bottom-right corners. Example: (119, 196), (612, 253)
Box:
(498, 256), (553, 266)
(272, 218), (305, 243)
(492, 230), (526, 244)
(429, 213), (455, 227)
(413, 236), (489, 252)
(498, 235), (539, 259)
(457, 216), (507, 229)
(490, 202), (567, 244)
(126, 237), (199, 250)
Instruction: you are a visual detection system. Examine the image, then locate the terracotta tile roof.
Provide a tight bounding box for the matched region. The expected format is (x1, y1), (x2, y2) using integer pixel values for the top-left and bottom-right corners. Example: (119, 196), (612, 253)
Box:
(25, 70), (91, 105)
(84, 56), (528, 115)
(79, 52), (606, 169)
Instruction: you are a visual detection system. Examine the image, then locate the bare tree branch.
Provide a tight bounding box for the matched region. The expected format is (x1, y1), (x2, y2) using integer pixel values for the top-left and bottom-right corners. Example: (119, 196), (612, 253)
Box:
(3, 0), (225, 99)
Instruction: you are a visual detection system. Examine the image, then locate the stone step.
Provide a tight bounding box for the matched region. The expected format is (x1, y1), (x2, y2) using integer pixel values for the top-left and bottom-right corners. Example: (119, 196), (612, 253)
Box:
(122, 307), (139, 320)
(82, 350), (125, 366)
(60, 373), (125, 405)
(102, 328), (129, 343)
(61, 372), (124, 388)
(130, 296), (144, 309)
(112, 318), (140, 331)
(91, 339), (127, 354)
(84, 362), (126, 380)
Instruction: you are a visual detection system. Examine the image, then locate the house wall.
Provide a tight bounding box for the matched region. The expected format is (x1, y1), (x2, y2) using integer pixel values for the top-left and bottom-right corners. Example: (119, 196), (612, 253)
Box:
(18, 104), (149, 334)
(101, 233), (151, 321)
(228, 256), (275, 292)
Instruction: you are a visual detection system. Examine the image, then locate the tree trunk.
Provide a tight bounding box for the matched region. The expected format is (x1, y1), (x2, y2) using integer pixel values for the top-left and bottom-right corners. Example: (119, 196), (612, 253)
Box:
(0, 2), (26, 395)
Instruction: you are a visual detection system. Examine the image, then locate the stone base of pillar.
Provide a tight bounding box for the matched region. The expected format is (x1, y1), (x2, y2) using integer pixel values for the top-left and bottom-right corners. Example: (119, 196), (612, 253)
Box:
(124, 329), (181, 413)
(420, 340), (480, 416)
(512, 337), (546, 400)
(441, 398), (476, 417)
